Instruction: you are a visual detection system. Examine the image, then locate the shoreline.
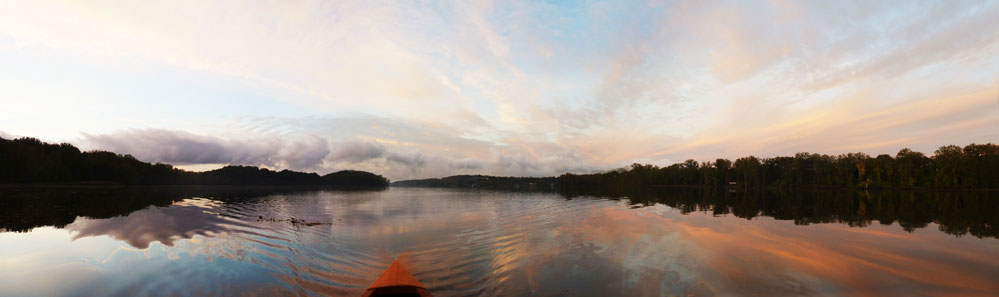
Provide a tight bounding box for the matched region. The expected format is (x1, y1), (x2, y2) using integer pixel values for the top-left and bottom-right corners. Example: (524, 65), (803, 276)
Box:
(0, 183), (389, 190)
(646, 184), (999, 192)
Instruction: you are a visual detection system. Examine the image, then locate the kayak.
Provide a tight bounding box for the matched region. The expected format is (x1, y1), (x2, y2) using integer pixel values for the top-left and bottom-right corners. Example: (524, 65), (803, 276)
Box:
(361, 257), (433, 297)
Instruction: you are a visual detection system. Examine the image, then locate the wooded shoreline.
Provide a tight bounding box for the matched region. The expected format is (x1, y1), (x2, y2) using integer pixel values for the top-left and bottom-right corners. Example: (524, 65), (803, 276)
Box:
(0, 137), (390, 187)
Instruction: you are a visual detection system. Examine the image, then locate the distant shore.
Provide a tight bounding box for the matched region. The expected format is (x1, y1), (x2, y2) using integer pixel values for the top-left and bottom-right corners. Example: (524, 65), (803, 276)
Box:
(1, 136), (390, 188)
(645, 184), (999, 192)
(0, 183), (389, 190)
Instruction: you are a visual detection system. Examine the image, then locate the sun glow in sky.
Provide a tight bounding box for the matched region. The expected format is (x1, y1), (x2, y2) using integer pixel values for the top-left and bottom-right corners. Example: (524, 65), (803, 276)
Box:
(1, 0), (997, 180)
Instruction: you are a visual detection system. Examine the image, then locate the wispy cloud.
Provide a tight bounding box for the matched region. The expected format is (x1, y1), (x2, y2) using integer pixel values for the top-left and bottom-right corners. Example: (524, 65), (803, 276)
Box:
(1, 0), (996, 178)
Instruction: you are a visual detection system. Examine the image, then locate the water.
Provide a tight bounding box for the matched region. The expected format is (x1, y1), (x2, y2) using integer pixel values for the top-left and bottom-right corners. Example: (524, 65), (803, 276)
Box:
(1, 187), (997, 296)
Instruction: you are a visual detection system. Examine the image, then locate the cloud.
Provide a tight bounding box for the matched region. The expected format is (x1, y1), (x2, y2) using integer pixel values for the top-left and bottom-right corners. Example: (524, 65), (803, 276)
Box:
(79, 129), (336, 173)
(2, 1), (997, 178)
(80, 129), (281, 166)
(278, 135), (331, 171)
(76, 126), (601, 181)
(329, 140), (385, 163)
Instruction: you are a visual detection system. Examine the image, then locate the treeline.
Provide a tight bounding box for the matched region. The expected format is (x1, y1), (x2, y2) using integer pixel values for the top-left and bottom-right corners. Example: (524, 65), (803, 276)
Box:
(195, 166), (389, 187)
(392, 175), (556, 191)
(559, 144), (999, 191)
(560, 187), (997, 239)
(1, 186), (376, 232)
(0, 137), (389, 187)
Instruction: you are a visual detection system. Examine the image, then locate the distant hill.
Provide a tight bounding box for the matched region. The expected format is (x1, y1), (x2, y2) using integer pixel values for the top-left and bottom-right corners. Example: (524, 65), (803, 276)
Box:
(392, 175), (555, 191)
(0, 136), (389, 187)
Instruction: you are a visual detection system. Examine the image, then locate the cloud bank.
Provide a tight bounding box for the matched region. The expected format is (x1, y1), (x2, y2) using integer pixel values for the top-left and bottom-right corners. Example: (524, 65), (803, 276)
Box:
(1, 1), (997, 179)
(79, 127), (597, 180)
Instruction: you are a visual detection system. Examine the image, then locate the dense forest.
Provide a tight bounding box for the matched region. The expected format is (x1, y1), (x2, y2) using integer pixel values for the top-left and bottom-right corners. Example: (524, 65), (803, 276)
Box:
(560, 187), (997, 239)
(392, 175), (556, 191)
(559, 144), (999, 191)
(4, 185), (994, 239)
(0, 186), (380, 232)
(0, 137), (389, 187)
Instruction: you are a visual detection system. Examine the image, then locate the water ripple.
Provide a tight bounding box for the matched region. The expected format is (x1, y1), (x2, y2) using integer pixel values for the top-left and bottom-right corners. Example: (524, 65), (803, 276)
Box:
(5, 188), (998, 297)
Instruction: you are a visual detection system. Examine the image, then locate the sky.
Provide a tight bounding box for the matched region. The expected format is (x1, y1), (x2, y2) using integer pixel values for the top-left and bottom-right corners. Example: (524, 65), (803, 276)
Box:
(0, 0), (997, 180)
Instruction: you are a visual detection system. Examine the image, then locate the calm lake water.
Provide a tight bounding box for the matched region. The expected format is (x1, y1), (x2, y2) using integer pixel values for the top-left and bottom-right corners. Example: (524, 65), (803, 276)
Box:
(1, 187), (997, 296)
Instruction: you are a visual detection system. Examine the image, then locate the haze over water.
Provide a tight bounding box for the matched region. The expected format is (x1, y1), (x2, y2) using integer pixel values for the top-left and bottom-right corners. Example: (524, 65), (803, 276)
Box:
(2, 187), (996, 297)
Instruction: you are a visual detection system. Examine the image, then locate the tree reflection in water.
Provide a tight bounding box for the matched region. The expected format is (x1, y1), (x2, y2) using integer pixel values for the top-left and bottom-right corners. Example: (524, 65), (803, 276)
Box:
(1, 187), (996, 296)
(3, 187), (996, 240)
(561, 188), (998, 239)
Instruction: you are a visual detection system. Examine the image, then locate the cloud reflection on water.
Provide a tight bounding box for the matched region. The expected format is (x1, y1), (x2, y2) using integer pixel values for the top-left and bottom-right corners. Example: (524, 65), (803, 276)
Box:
(66, 198), (239, 249)
(3, 189), (997, 297)
(507, 206), (709, 296)
(659, 208), (999, 296)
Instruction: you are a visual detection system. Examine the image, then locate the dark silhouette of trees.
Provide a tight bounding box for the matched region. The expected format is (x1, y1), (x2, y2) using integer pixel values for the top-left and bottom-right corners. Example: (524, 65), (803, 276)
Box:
(392, 175), (555, 191)
(559, 144), (999, 191)
(1, 186), (383, 233)
(323, 170), (391, 187)
(0, 137), (389, 187)
(558, 187), (998, 239)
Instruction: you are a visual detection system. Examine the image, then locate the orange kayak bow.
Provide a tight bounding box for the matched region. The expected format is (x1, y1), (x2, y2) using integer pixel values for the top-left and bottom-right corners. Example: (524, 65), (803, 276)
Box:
(361, 257), (432, 297)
